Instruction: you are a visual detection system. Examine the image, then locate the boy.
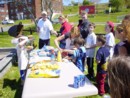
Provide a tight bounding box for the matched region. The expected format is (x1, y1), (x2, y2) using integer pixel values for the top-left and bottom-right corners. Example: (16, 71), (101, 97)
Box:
(85, 23), (97, 79)
(61, 37), (86, 72)
(96, 36), (110, 96)
(9, 23), (33, 85)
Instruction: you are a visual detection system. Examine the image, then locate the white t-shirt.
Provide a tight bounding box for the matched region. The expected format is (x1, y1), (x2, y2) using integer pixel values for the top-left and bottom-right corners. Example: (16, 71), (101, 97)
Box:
(105, 32), (115, 58)
(37, 18), (53, 40)
(85, 32), (97, 57)
(12, 36), (28, 70)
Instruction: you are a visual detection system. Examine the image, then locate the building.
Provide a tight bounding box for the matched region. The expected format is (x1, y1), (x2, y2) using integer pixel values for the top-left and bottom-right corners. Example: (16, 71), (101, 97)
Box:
(0, 0), (63, 20)
(0, 0), (10, 20)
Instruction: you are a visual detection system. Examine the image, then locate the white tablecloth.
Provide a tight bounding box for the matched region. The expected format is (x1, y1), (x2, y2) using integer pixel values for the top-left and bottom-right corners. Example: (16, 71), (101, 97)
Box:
(22, 62), (98, 98)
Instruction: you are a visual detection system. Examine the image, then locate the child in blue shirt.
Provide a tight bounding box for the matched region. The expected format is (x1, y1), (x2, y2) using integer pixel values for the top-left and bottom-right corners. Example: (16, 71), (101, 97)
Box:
(61, 37), (86, 72)
(96, 36), (110, 96)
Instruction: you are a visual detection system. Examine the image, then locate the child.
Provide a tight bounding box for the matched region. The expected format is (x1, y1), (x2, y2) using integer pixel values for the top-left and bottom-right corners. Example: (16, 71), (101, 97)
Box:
(58, 14), (72, 49)
(9, 23), (33, 85)
(108, 56), (130, 98)
(105, 21), (115, 59)
(114, 24), (130, 56)
(96, 36), (110, 96)
(55, 26), (80, 50)
(79, 11), (90, 39)
(85, 22), (97, 79)
(62, 37), (86, 72)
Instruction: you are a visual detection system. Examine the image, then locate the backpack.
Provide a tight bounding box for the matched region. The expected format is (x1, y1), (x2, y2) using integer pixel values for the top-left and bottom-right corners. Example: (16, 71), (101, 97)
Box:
(8, 22), (23, 37)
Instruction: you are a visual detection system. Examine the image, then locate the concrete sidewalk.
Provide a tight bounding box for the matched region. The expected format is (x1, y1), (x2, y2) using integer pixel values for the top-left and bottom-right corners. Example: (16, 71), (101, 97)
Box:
(0, 47), (16, 78)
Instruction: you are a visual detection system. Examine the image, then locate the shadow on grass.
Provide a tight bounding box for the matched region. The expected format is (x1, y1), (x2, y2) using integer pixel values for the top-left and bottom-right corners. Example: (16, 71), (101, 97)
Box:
(3, 78), (23, 98)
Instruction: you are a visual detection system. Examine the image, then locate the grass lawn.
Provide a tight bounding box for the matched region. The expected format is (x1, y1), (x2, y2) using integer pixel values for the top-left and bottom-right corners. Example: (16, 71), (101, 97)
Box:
(0, 5), (129, 98)
(0, 66), (22, 98)
(0, 21), (119, 98)
(0, 31), (106, 98)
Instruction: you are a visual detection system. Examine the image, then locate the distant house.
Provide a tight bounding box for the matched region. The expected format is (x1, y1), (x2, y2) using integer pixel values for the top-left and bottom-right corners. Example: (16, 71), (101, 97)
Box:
(0, 0), (63, 20)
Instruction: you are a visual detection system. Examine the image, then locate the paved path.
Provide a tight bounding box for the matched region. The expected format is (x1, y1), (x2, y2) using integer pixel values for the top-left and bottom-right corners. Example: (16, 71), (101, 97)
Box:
(0, 22), (120, 32)
(0, 24), (33, 32)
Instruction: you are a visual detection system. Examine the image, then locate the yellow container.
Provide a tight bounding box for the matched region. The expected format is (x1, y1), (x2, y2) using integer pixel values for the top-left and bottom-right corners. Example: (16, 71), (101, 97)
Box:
(101, 62), (108, 71)
(57, 51), (62, 62)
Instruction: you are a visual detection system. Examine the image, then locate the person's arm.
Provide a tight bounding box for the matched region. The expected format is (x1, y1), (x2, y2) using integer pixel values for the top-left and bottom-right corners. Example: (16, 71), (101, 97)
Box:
(96, 59), (100, 64)
(96, 49), (101, 64)
(54, 34), (65, 50)
(105, 34), (115, 48)
(105, 44), (113, 48)
(18, 37), (28, 48)
(85, 34), (97, 49)
(118, 46), (127, 56)
(62, 49), (74, 54)
(85, 44), (97, 49)
(36, 26), (40, 34)
(50, 30), (58, 36)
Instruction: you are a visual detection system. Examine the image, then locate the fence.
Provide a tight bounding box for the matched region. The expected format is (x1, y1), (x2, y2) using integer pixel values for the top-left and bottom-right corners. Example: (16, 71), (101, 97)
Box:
(23, 27), (36, 35)
(0, 27), (36, 35)
(0, 27), (4, 33)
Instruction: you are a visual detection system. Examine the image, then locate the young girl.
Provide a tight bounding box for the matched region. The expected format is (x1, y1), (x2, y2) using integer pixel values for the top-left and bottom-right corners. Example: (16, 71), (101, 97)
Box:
(114, 24), (130, 56)
(105, 21), (115, 59)
(54, 26), (80, 50)
(61, 37), (86, 72)
(119, 14), (130, 56)
(108, 56), (130, 98)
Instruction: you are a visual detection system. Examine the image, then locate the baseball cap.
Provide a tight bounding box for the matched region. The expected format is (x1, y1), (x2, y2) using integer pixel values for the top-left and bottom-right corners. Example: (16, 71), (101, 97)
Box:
(107, 21), (114, 32)
(107, 21), (114, 28)
(41, 11), (47, 15)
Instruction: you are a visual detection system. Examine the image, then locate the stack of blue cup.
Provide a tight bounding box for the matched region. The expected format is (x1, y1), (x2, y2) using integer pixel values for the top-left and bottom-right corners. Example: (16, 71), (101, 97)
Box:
(73, 75), (86, 88)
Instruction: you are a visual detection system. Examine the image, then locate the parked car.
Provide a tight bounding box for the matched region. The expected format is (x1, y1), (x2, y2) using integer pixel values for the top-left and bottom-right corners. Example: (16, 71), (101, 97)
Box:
(52, 18), (59, 24)
(2, 19), (14, 24)
(51, 13), (61, 24)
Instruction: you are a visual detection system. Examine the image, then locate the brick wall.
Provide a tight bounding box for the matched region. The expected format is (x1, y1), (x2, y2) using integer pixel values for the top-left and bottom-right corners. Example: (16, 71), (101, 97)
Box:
(0, 4), (8, 20)
(0, 0), (63, 20)
(34, 0), (42, 19)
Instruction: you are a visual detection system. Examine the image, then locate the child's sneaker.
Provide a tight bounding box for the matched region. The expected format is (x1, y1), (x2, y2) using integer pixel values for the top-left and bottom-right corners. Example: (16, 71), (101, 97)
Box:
(103, 94), (111, 98)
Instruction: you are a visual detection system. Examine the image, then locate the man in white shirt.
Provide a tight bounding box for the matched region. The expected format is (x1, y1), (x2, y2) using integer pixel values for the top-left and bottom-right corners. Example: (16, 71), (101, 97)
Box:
(37, 11), (57, 49)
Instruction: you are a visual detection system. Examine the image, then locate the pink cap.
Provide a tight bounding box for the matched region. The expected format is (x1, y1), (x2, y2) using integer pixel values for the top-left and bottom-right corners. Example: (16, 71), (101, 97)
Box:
(107, 21), (114, 33)
(107, 21), (114, 28)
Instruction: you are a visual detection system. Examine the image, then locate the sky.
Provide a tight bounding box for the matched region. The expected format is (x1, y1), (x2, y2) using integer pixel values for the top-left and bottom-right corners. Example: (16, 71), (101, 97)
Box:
(63, 0), (109, 6)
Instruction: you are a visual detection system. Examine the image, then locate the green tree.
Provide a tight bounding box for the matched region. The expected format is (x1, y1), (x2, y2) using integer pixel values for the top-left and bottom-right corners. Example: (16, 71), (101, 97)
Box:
(109, 0), (125, 11)
(71, 0), (78, 6)
(83, 0), (90, 5)
(124, 0), (130, 8)
(14, 0), (37, 26)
